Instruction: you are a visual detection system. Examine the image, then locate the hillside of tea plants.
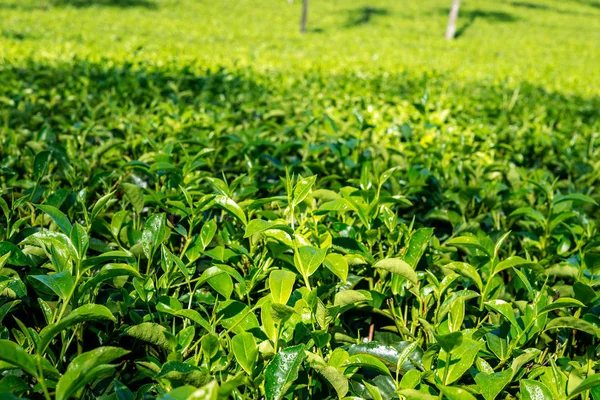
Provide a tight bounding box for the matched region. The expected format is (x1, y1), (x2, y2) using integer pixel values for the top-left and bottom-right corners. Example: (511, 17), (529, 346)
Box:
(1, 0), (600, 399)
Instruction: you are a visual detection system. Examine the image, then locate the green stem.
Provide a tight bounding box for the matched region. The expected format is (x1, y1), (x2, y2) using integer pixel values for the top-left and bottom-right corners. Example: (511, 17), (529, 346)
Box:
(36, 359), (52, 400)
(302, 273), (312, 291)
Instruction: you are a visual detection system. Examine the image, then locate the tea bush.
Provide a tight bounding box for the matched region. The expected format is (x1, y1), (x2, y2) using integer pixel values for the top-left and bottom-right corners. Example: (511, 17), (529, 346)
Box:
(1, 0), (600, 399)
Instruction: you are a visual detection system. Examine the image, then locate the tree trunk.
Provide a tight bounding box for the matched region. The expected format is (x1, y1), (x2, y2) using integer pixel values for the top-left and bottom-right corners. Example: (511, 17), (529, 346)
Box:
(445, 0), (460, 40)
(300, 0), (309, 33)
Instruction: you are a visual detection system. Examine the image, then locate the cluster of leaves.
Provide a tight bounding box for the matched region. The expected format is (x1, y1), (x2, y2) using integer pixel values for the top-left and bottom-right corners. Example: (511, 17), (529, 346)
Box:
(0, 58), (600, 400)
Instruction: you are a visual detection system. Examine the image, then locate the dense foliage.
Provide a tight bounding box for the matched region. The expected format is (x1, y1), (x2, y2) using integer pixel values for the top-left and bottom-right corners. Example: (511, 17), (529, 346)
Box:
(1, 0), (600, 399)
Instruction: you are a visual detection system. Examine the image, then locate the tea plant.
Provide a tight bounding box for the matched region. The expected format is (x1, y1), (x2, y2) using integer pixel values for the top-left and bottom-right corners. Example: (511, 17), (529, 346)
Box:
(1, 0), (600, 399)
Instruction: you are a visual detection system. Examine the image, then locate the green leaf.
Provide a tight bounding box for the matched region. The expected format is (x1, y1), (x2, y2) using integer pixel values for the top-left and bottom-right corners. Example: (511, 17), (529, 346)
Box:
(347, 341), (422, 372)
(121, 183), (145, 214)
(294, 245), (327, 278)
(90, 190), (115, 220)
(553, 193), (597, 206)
(231, 332), (258, 375)
(316, 199), (352, 214)
(485, 300), (521, 331)
(244, 219), (283, 238)
(142, 213), (166, 260)
(114, 380), (134, 400)
(509, 207), (546, 226)
(434, 332), (463, 353)
(474, 369), (513, 400)
(444, 262), (483, 291)
(0, 242), (29, 267)
(373, 258), (418, 285)
(69, 223), (88, 259)
(333, 289), (372, 308)
(323, 253), (348, 283)
(438, 386), (477, 400)
(270, 303), (296, 324)
(156, 361), (211, 387)
(264, 344), (306, 400)
(79, 263), (142, 295)
(0, 340), (37, 377)
(292, 175), (317, 207)
(510, 349), (540, 379)
(201, 334), (220, 359)
(364, 380), (383, 400)
(544, 317), (600, 337)
(342, 354), (391, 377)
(437, 337), (482, 385)
(445, 236), (491, 257)
(188, 380), (219, 400)
(213, 195), (247, 226)
(33, 150), (52, 181)
(216, 300), (260, 334)
(124, 322), (171, 350)
(30, 270), (74, 300)
(448, 297), (465, 332)
(493, 256), (535, 275)
(206, 269), (233, 299)
(399, 370), (421, 390)
(539, 298), (585, 314)
(35, 204), (72, 235)
(269, 269), (296, 304)
(55, 347), (130, 400)
(397, 389), (437, 400)
(403, 228), (434, 267)
(312, 363), (348, 399)
(520, 379), (553, 400)
(156, 386), (197, 400)
(200, 220), (217, 250)
(175, 309), (212, 333)
(568, 374), (600, 398)
(38, 304), (116, 353)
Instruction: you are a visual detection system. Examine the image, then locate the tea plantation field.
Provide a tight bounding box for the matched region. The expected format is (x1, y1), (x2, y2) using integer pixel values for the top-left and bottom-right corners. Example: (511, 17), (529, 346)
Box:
(1, 0), (600, 399)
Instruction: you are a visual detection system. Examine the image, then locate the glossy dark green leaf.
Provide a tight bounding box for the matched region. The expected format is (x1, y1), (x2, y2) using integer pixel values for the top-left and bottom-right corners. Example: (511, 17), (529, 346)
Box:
(552, 193), (597, 206)
(0, 340), (37, 377)
(539, 298), (585, 314)
(33, 150), (52, 181)
(79, 263), (141, 294)
(342, 354), (391, 377)
(544, 317), (600, 337)
(38, 304), (116, 353)
(264, 344), (306, 400)
(30, 270), (74, 300)
(35, 204), (72, 235)
(142, 213), (166, 259)
(55, 347), (130, 400)
(0, 242), (29, 267)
